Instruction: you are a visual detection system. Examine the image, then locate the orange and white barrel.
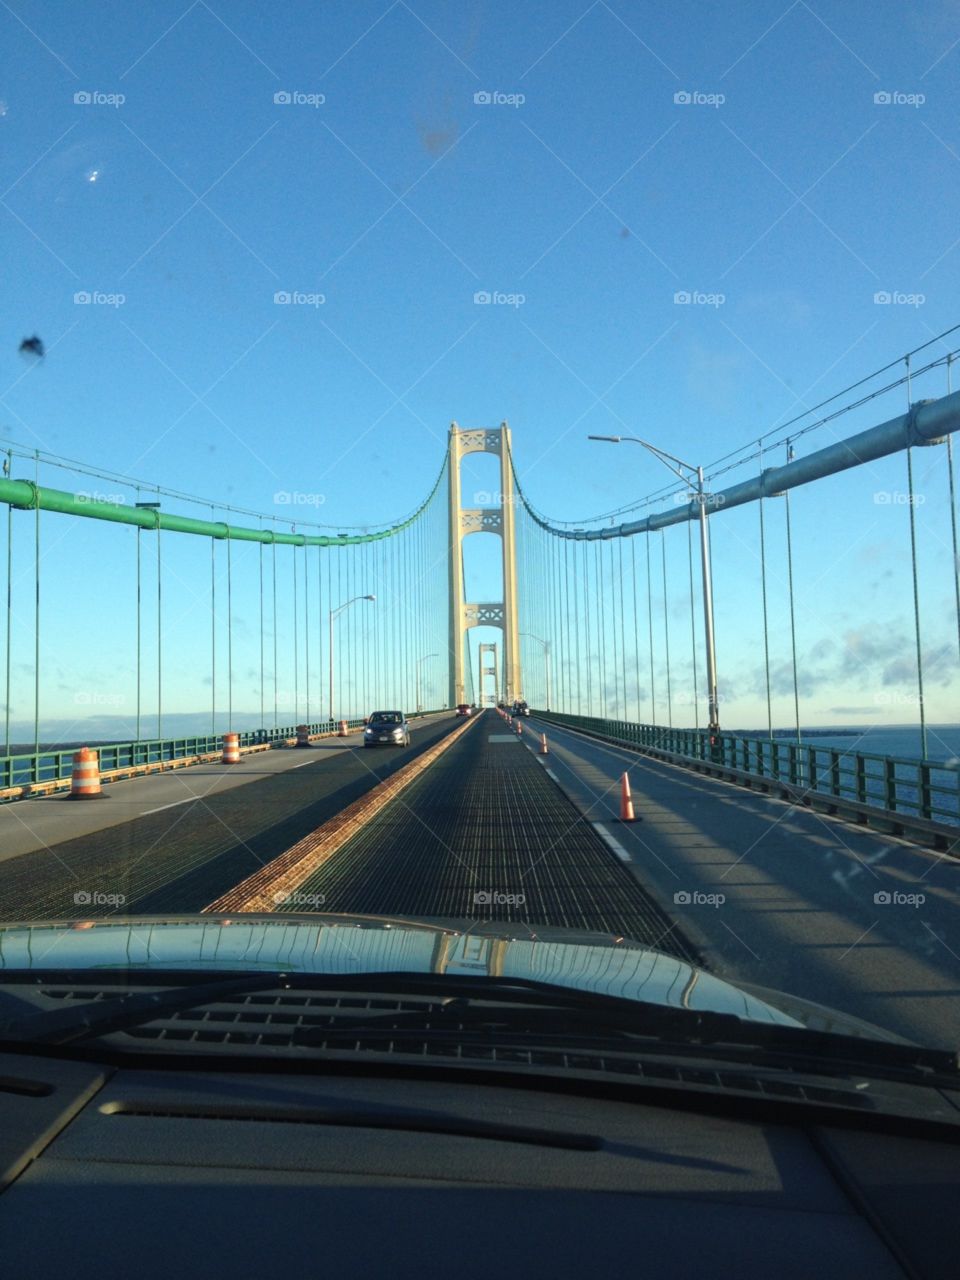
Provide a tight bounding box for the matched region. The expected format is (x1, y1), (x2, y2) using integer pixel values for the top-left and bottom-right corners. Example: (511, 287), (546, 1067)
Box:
(294, 724), (310, 748)
(338, 720), (348, 737)
(222, 732), (240, 764)
(69, 747), (103, 799)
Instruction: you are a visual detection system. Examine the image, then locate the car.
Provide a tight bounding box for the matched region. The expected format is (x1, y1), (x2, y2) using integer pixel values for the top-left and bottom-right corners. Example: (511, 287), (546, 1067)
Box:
(455, 703), (472, 717)
(363, 710), (410, 747)
(511, 700), (531, 717)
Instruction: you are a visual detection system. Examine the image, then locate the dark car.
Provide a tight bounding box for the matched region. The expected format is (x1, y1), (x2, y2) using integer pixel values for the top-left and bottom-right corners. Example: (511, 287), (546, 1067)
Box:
(363, 710), (411, 747)
(455, 703), (472, 717)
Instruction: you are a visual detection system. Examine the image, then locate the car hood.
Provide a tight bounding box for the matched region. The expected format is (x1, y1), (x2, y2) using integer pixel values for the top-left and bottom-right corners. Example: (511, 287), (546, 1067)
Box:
(0, 914), (907, 1042)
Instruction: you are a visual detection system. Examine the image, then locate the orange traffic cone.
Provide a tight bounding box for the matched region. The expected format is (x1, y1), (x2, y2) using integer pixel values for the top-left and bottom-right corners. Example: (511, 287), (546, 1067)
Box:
(619, 772), (635, 821)
(516, 720), (522, 736)
(540, 733), (548, 755)
(69, 747), (103, 799)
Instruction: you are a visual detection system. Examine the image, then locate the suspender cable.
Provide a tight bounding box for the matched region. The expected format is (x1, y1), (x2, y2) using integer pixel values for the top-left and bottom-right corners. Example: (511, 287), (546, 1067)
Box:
(650, 532), (660, 732)
(292, 534), (298, 722)
(784, 441), (802, 754)
(33, 467), (39, 754)
(156, 512), (162, 740)
(304, 543), (310, 724)
(661, 529), (672, 730)
(272, 536), (278, 729)
(946, 354), (960, 663)
(596, 540), (605, 716)
(210, 506), (216, 735)
(906, 442), (927, 758)
(758, 443), (773, 739)
(687, 517), (699, 730)
(618, 537), (628, 725)
(259, 522), (265, 731)
(4, 452), (11, 755)
(631, 538), (640, 723)
(226, 529), (233, 732)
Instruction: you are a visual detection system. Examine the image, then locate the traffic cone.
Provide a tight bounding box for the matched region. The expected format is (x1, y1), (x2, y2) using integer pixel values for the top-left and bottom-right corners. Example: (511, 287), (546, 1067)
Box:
(540, 733), (548, 755)
(619, 772), (635, 821)
(69, 747), (104, 799)
(516, 720), (522, 736)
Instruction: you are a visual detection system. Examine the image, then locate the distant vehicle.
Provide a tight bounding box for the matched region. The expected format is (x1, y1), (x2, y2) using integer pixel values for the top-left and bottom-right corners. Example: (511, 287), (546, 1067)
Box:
(363, 710), (411, 747)
(512, 700), (530, 717)
(455, 704), (472, 717)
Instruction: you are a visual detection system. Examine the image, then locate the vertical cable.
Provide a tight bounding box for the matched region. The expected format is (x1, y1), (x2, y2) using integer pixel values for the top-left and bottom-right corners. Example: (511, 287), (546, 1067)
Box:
(33, 460), (39, 754)
(646, 535), (656, 726)
(259, 524), (265, 730)
(945, 355), (960, 663)
(292, 535), (299, 722)
(906, 443), (927, 757)
(687, 518), (698, 730)
(661, 530), (672, 729)
(136, 516), (142, 744)
(211, 506), (216, 736)
(784, 441), (801, 749)
(305, 542), (310, 724)
(618, 537), (627, 724)
(156, 512), (162, 740)
(4, 454), (12, 755)
(227, 529), (233, 733)
(631, 538), (640, 722)
(272, 535), (278, 728)
(758, 443), (773, 739)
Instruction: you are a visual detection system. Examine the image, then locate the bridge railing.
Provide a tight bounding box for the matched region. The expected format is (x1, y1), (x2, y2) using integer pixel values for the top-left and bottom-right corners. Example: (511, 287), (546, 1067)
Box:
(533, 711), (960, 839)
(0, 709), (446, 794)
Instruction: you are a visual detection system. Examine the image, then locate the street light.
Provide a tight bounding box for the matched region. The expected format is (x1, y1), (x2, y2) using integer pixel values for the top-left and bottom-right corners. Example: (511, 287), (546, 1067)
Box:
(329, 594), (375, 725)
(587, 434), (720, 739)
(416, 652), (438, 713)
(520, 632), (551, 710)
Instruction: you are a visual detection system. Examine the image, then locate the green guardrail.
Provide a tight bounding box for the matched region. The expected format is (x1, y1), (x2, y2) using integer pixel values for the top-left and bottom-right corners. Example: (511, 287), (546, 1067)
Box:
(533, 711), (960, 829)
(0, 709), (448, 794)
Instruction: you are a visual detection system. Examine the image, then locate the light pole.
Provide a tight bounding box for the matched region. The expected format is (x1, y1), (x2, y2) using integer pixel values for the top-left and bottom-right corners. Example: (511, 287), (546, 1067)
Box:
(416, 652), (438, 713)
(520, 633), (551, 710)
(588, 434), (720, 739)
(329, 594), (375, 725)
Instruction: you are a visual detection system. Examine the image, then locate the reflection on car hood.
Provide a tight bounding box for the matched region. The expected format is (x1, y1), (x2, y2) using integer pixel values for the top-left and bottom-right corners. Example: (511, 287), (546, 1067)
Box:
(0, 914), (900, 1040)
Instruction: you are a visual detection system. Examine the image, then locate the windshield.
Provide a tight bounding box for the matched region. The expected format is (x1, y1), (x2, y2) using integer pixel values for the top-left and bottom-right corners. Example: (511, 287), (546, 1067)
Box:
(1, 1), (959, 1068)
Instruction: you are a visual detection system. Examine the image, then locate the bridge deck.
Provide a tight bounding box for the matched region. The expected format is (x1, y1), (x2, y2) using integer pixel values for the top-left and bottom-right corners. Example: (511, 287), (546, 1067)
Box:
(292, 716), (696, 960)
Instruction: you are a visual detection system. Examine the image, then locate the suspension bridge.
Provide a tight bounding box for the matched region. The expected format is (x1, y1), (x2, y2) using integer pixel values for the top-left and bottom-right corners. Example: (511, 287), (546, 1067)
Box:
(0, 347), (959, 1048)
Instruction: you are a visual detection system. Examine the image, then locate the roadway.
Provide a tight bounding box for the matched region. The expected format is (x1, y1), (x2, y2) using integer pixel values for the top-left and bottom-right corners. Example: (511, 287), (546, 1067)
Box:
(2, 704), (959, 1050)
(0, 713), (456, 920)
(522, 713), (960, 1050)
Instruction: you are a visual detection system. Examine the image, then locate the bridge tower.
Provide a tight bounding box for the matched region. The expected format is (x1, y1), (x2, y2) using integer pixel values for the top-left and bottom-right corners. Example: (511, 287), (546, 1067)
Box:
(478, 642), (499, 705)
(448, 423), (522, 707)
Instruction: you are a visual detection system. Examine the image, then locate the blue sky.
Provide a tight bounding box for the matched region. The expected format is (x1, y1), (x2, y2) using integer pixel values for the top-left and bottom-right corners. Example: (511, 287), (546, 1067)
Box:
(2, 0), (960, 734)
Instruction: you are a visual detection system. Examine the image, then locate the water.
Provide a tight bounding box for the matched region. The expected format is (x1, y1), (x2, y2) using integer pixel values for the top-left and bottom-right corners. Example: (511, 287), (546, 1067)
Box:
(789, 725), (960, 765)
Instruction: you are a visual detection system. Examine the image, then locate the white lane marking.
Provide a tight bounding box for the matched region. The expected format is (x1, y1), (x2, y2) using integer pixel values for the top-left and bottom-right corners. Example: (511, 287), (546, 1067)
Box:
(545, 769), (559, 782)
(292, 758), (318, 768)
(593, 822), (631, 862)
(142, 797), (200, 815)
